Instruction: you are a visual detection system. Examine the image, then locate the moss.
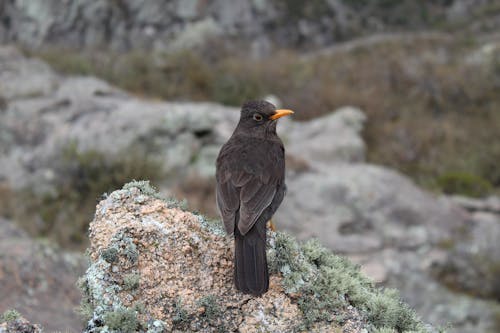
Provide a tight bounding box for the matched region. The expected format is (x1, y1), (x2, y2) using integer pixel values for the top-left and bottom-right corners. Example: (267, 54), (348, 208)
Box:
(123, 273), (140, 290)
(132, 302), (146, 314)
(269, 233), (427, 331)
(366, 289), (422, 330)
(103, 308), (140, 332)
(122, 180), (161, 199)
(76, 276), (94, 321)
(196, 215), (226, 237)
(197, 295), (221, 320)
(373, 327), (396, 333)
(436, 172), (493, 197)
(1, 309), (20, 323)
(172, 298), (190, 329)
(123, 242), (139, 264)
(109, 229), (139, 265)
(101, 247), (119, 263)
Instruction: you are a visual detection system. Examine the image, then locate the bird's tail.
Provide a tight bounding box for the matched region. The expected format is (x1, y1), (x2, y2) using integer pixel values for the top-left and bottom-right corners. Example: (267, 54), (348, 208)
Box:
(234, 226), (269, 296)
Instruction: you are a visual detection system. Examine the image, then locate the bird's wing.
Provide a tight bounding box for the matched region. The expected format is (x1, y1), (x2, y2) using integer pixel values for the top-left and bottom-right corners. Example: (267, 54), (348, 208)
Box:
(216, 176), (240, 234)
(216, 137), (284, 235)
(238, 179), (277, 235)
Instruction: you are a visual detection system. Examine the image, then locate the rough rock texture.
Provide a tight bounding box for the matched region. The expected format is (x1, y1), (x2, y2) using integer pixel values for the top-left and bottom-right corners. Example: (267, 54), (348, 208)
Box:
(432, 196), (500, 300)
(80, 181), (428, 333)
(0, 218), (87, 332)
(84, 186), (314, 332)
(0, 311), (42, 333)
(1, 0), (499, 54)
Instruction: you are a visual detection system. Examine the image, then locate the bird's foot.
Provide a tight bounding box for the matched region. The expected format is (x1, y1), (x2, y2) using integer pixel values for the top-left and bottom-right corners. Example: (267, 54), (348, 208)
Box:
(267, 219), (276, 232)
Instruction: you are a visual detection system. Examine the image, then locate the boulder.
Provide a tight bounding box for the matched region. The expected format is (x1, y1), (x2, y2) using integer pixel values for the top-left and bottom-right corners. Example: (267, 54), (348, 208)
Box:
(282, 106), (367, 165)
(79, 181), (428, 333)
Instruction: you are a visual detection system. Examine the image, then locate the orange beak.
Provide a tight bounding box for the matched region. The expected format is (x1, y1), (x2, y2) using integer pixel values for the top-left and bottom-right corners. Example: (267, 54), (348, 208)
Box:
(270, 109), (294, 120)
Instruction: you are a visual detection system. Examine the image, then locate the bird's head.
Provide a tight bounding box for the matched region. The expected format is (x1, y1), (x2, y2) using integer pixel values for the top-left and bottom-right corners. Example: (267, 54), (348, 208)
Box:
(236, 100), (294, 137)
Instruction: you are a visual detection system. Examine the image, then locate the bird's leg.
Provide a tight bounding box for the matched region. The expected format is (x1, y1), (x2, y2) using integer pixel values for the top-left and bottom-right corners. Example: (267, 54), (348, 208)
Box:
(267, 219), (276, 231)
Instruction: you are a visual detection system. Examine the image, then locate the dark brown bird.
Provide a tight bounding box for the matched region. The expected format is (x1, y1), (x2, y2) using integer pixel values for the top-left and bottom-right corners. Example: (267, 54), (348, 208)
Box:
(216, 100), (293, 296)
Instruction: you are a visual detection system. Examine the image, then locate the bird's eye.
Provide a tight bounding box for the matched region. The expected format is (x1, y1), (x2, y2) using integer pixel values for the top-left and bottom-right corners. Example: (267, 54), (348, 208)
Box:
(253, 113), (263, 121)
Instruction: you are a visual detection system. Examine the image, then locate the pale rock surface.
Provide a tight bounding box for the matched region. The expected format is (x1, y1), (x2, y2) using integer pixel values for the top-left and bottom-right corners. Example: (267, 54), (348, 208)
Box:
(81, 184), (362, 333)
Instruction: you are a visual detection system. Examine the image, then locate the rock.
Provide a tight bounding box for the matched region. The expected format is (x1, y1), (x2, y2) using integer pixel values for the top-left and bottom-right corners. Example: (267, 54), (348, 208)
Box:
(0, 46), (59, 100)
(283, 106), (367, 165)
(0, 48), (238, 191)
(0, 218), (87, 332)
(275, 164), (462, 252)
(1, 1), (494, 53)
(0, 311), (42, 333)
(432, 211), (500, 300)
(448, 195), (500, 214)
(169, 18), (222, 51)
(79, 181), (429, 332)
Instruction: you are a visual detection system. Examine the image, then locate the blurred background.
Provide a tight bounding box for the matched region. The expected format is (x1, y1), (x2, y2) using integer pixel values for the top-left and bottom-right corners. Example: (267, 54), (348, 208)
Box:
(0, 0), (499, 332)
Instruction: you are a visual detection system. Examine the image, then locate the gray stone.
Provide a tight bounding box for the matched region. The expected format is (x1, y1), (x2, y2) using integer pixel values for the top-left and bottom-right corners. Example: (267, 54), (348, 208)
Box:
(0, 46), (59, 100)
(0, 1), (487, 54)
(283, 106), (367, 165)
(169, 18), (222, 51)
(449, 194), (500, 213)
(275, 164), (460, 253)
(433, 211), (500, 300)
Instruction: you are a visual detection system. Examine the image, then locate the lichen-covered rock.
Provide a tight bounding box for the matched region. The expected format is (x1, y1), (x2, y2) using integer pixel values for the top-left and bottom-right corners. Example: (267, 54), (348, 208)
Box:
(0, 310), (42, 333)
(79, 181), (431, 333)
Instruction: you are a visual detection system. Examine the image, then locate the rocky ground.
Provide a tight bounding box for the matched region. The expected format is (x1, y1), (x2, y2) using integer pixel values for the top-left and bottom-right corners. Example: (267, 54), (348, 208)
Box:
(79, 181), (427, 333)
(0, 218), (87, 332)
(1, 46), (500, 332)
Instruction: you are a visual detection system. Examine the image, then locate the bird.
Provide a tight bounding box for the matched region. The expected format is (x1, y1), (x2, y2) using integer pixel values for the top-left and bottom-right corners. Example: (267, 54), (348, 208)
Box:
(215, 100), (293, 296)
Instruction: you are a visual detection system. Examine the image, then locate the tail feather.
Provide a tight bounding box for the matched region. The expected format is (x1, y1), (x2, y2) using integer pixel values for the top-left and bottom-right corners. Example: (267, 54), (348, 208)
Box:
(234, 226), (268, 296)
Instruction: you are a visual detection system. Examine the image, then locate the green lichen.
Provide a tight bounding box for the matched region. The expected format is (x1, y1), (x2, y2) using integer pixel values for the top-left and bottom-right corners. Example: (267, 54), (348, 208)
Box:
(196, 215), (226, 237)
(100, 247), (119, 263)
(172, 298), (190, 329)
(367, 289), (422, 330)
(123, 273), (140, 290)
(147, 319), (167, 333)
(373, 327), (397, 333)
(165, 197), (189, 210)
(122, 180), (161, 199)
(76, 276), (94, 321)
(122, 180), (190, 211)
(110, 229), (139, 265)
(197, 295), (221, 320)
(123, 242), (138, 264)
(1, 309), (20, 323)
(103, 308), (140, 332)
(269, 233), (427, 332)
